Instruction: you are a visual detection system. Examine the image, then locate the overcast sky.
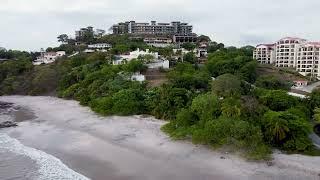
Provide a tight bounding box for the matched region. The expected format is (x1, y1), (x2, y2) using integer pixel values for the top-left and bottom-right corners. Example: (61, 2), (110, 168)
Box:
(1, 0), (320, 51)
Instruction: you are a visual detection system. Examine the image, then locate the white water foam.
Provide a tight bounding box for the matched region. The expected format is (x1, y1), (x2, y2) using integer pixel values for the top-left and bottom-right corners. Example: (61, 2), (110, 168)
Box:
(0, 133), (90, 180)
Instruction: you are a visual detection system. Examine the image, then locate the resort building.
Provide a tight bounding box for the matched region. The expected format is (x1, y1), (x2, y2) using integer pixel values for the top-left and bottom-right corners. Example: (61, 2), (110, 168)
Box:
(75, 26), (94, 40)
(75, 26), (105, 41)
(253, 44), (275, 64)
(33, 51), (66, 65)
(275, 37), (307, 68)
(296, 42), (320, 77)
(112, 21), (193, 35)
(112, 20), (198, 44)
(254, 37), (320, 78)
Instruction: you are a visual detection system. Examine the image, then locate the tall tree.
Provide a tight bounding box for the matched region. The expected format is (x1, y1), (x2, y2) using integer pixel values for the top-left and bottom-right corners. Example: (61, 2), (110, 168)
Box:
(57, 34), (69, 44)
(263, 111), (289, 143)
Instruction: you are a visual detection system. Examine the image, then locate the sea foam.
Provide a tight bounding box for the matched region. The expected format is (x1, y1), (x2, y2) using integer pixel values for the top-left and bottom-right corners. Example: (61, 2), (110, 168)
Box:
(0, 133), (90, 180)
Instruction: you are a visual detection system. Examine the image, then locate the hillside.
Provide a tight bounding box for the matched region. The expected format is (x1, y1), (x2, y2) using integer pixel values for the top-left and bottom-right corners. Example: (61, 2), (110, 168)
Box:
(257, 64), (308, 82)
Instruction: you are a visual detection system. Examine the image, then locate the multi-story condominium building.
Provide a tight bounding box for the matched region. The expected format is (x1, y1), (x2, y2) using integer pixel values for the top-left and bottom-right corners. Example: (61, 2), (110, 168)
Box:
(254, 37), (320, 78)
(296, 42), (320, 77)
(75, 26), (94, 40)
(75, 26), (105, 41)
(275, 37), (306, 68)
(112, 21), (193, 35)
(253, 44), (275, 64)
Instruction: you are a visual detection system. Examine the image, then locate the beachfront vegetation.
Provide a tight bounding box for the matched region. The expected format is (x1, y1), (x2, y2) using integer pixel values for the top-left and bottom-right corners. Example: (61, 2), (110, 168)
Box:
(0, 36), (318, 160)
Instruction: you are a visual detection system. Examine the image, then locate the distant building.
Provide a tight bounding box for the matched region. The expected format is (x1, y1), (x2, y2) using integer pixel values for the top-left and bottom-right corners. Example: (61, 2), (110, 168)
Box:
(296, 42), (320, 77)
(197, 43), (208, 58)
(33, 51), (66, 65)
(293, 80), (308, 88)
(131, 73), (146, 82)
(253, 44), (276, 64)
(84, 44), (110, 53)
(143, 37), (173, 47)
(112, 21), (193, 35)
(75, 26), (106, 41)
(275, 37), (307, 68)
(173, 34), (198, 44)
(113, 48), (159, 65)
(254, 37), (320, 79)
(75, 26), (94, 40)
(147, 60), (170, 69)
(88, 43), (112, 49)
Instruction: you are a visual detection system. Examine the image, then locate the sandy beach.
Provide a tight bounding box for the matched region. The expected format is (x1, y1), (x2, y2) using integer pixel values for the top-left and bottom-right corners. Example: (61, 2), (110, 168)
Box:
(1, 96), (320, 180)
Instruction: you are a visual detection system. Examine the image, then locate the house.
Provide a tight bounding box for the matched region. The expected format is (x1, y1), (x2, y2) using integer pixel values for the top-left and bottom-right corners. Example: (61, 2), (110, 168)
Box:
(293, 80), (308, 88)
(113, 48), (159, 65)
(84, 43), (112, 53)
(33, 51), (66, 65)
(196, 43), (208, 58)
(131, 73), (146, 82)
(88, 43), (112, 49)
(147, 60), (170, 69)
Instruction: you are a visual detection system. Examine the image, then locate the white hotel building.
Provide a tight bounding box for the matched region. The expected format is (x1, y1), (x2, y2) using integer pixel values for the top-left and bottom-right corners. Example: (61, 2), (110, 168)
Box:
(253, 44), (275, 64)
(253, 37), (320, 78)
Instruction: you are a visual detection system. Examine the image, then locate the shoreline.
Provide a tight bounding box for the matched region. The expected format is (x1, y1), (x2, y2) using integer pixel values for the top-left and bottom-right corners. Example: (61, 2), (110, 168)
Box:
(1, 95), (320, 180)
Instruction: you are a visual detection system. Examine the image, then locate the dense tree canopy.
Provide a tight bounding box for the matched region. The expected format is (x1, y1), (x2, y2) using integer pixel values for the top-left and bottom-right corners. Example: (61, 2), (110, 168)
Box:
(0, 37), (318, 160)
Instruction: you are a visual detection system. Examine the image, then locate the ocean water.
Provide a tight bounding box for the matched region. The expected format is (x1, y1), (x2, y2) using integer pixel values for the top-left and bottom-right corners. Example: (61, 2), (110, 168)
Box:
(0, 133), (89, 180)
(0, 102), (90, 180)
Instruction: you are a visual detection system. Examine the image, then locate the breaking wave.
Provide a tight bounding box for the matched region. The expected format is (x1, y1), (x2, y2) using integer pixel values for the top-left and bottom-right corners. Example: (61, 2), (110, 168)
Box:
(0, 133), (90, 180)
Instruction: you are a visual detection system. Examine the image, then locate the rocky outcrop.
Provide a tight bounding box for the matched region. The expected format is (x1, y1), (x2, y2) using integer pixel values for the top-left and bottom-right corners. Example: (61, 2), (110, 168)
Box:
(0, 121), (17, 128)
(0, 102), (13, 109)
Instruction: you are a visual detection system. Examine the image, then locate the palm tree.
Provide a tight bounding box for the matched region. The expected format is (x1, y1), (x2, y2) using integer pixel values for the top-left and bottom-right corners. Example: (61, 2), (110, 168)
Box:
(264, 111), (289, 143)
(221, 98), (241, 118)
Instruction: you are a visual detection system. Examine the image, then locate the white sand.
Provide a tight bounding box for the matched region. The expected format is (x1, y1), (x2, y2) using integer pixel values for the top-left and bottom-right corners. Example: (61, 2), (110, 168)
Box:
(1, 95), (320, 180)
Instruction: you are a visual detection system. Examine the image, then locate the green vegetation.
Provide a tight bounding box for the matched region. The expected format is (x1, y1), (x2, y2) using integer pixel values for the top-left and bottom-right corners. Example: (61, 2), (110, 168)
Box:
(1, 36), (319, 160)
(255, 75), (292, 90)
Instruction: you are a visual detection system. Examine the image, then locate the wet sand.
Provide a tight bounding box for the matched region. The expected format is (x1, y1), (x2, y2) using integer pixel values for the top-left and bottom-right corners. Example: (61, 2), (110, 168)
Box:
(1, 96), (320, 180)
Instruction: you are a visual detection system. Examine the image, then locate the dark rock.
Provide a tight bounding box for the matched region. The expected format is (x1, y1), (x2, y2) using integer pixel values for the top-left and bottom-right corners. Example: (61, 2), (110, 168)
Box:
(220, 156), (226, 159)
(0, 102), (13, 109)
(0, 121), (17, 128)
(266, 161), (274, 167)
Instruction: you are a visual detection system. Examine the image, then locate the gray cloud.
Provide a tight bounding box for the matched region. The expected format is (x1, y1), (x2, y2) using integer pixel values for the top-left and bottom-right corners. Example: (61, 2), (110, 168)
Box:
(1, 0), (320, 51)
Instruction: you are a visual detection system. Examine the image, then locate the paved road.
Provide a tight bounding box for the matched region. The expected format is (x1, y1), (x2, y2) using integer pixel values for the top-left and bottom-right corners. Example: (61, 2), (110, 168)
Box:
(296, 81), (320, 93)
